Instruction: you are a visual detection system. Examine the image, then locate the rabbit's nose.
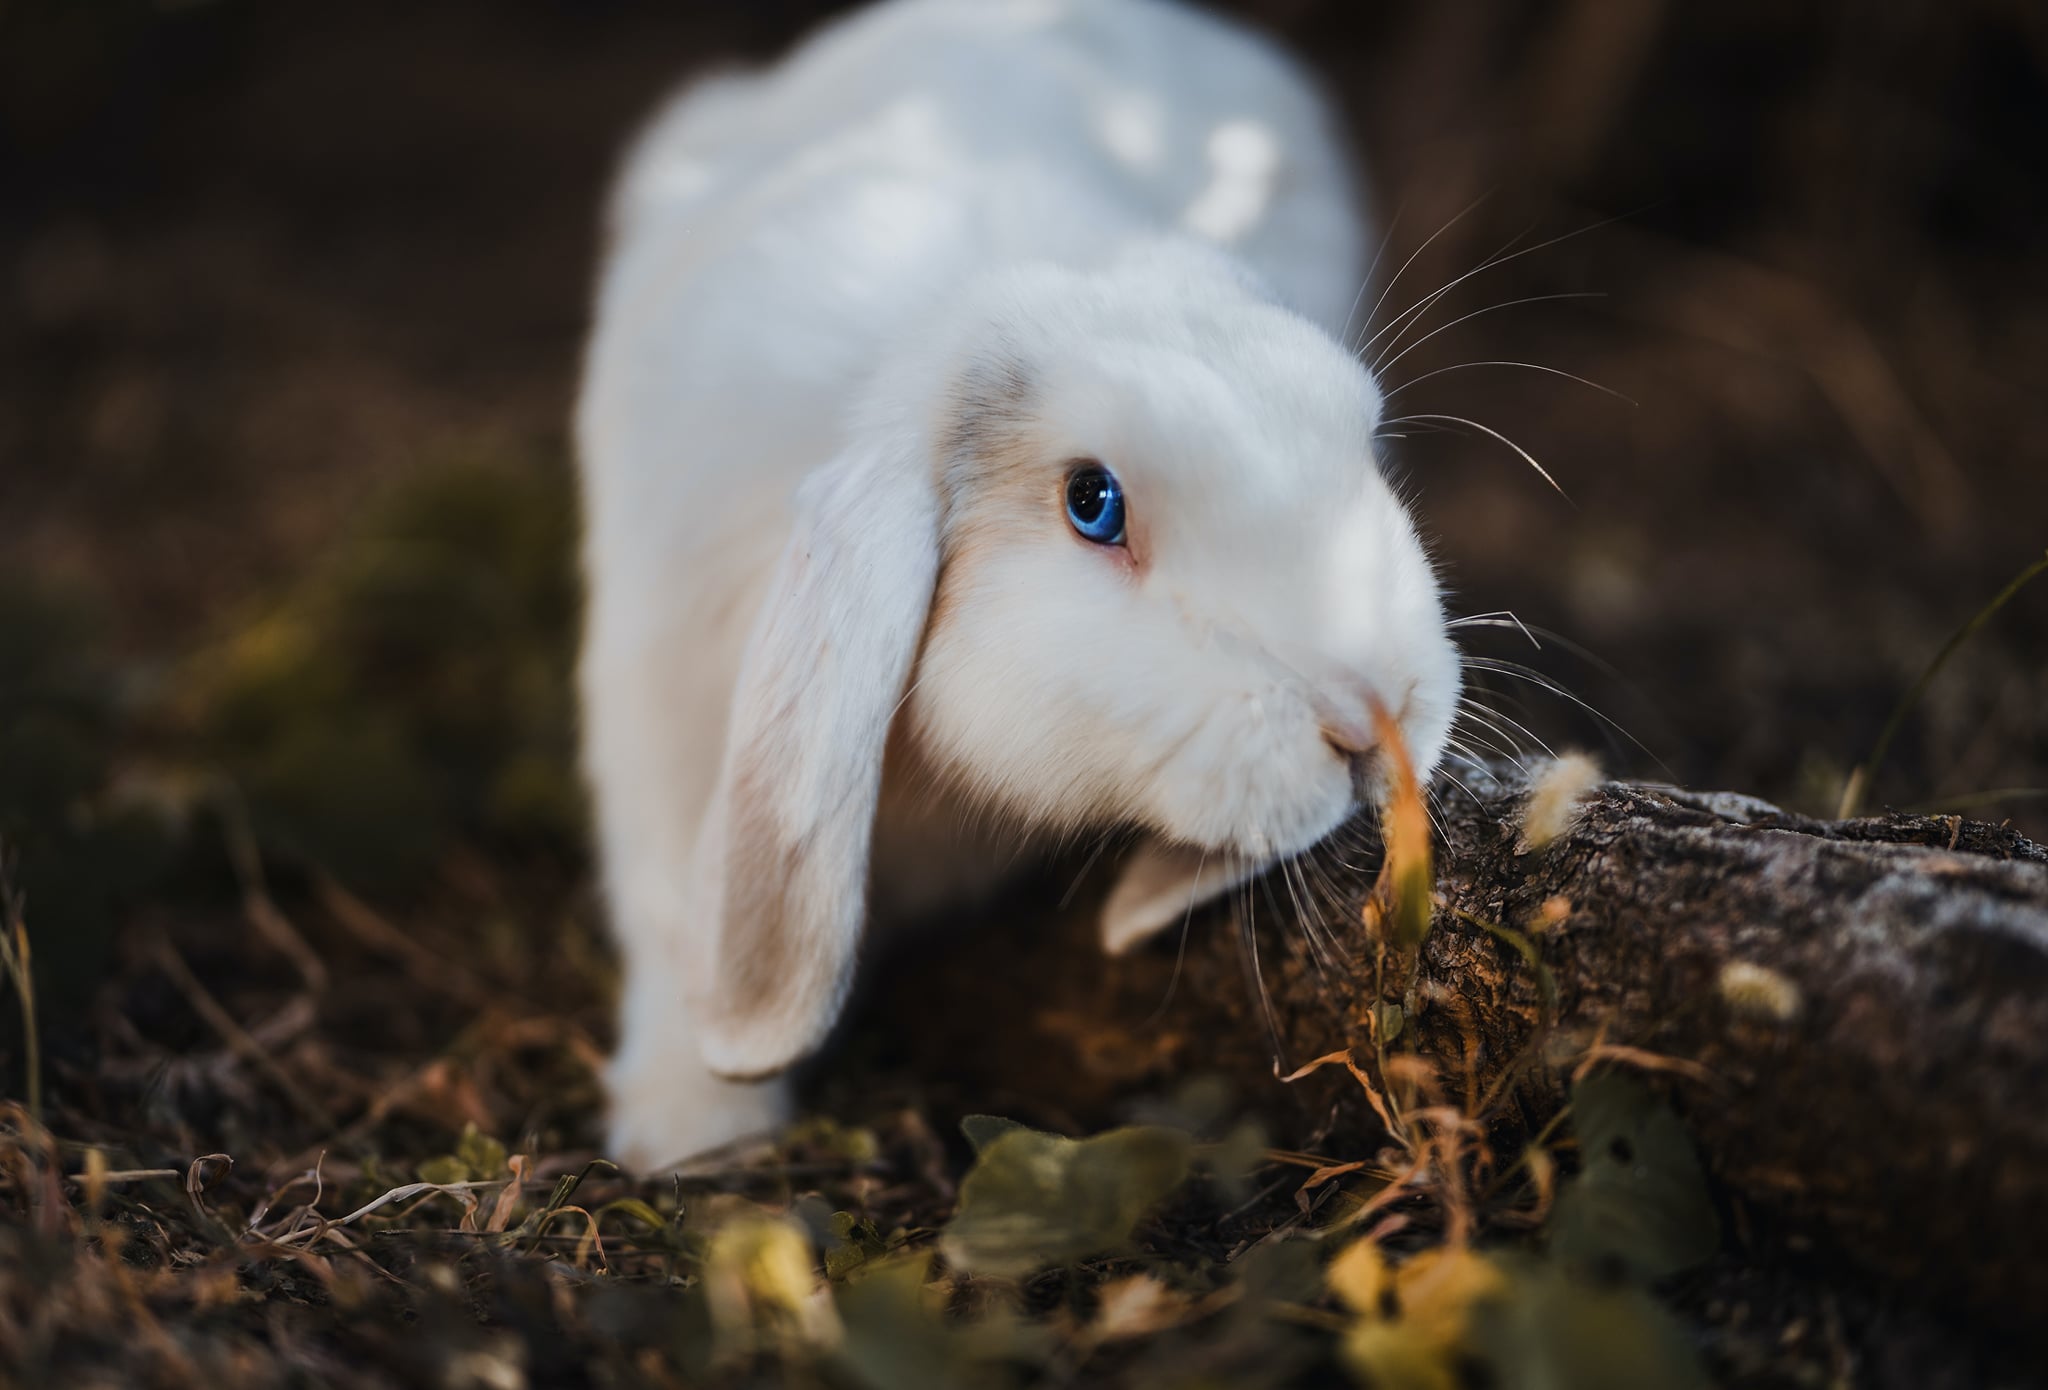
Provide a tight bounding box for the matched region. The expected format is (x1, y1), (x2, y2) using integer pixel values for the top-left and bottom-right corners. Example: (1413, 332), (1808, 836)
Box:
(1319, 713), (1382, 793)
(1318, 683), (1412, 783)
(1319, 715), (1375, 761)
(1314, 677), (1391, 751)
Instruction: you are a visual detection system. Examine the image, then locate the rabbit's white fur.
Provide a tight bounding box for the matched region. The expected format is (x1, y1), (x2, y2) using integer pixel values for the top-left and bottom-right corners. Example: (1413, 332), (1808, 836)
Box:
(578, 0), (1462, 1170)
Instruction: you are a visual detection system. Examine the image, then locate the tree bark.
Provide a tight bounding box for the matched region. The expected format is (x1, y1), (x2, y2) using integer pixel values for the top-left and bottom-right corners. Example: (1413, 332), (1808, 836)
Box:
(868, 762), (2048, 1330)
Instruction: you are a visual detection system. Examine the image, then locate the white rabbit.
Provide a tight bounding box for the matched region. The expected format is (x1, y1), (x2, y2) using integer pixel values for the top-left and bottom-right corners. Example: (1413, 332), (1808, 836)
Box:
(577, 0), (1463, 1170)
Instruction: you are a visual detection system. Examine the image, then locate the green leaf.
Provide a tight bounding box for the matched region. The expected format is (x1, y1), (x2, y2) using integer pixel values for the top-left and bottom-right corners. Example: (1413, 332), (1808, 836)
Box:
(822, 1211), (897, 1282)
(1234, 1237), (1325, 1304)
(537, 1158), (614, 1218)
(596, 1198), (670, 1234)
(1467, 1261), (1711, 1390)
(416, 1154), (469, 1186)
(454, 1123), (507, 1179)
(940, 1124), (1194, 1279)
(1203, 1118), (1270, 1203)
(1548, 1075), (1719, 1282)
(832, 1252), (1026, 1390)
(1331, 1247), (1711, 1390)
(960, 1114), (1028, 1154)
(786, 1115), (883, 1164)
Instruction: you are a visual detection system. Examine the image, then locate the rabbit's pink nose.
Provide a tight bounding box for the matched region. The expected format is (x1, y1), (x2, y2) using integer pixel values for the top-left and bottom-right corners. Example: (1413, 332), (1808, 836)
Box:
(1319, 684), (1413, 771)
(1321, 717), (1385, 803)
(1320, 716), (1375, 759)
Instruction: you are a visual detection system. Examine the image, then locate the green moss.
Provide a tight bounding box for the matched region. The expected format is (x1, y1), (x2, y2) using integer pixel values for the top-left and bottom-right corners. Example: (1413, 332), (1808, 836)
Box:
(186, 450), (587, 885)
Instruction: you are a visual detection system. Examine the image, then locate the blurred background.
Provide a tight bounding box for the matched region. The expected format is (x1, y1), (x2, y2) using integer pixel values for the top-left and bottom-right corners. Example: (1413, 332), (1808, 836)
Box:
(2, 0), (2044, 1026)
(1, 3), (2044, 1380)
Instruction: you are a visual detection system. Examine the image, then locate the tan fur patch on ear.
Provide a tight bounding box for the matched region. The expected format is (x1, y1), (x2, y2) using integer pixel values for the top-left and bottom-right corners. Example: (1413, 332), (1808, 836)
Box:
(700, 424), (944, 1079)
(714, 748), (809, 1038)
(929, 354), (1050, 633)
(927, 435), (1053, 635)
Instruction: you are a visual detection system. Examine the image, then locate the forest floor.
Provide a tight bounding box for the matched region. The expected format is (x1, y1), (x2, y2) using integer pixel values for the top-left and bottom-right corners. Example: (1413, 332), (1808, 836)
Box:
(3, 2), (2045, 1386)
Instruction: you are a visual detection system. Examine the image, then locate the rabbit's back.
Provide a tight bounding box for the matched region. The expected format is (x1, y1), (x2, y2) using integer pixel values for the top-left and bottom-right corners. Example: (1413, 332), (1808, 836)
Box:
(585, 0), (1365, 502)
(609, 0), (1362, 294)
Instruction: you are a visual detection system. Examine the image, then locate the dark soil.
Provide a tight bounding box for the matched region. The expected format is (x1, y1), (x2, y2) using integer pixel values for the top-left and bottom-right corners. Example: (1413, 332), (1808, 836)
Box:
(2, 2), (2045, 1386)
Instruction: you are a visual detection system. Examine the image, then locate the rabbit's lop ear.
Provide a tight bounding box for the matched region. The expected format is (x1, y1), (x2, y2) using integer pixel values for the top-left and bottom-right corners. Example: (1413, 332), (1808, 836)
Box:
(1099, 840), (1260, 957)
(699, 434), (939, 1077)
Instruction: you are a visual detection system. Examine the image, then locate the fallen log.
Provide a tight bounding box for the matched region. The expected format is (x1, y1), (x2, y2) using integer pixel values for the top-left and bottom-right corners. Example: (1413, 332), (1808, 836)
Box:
(862, 760), (2048, 1331)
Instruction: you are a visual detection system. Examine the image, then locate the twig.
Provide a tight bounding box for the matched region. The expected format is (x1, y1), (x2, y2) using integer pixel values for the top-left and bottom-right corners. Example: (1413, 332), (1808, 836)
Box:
(74, 1167), (183, 1184)
(184, 1153), (237, 1240)
(217, 783), (329, 993)
(315, 874), (496, 1006)
(149, 931), (339, 1131)
(268, 1177), (510, 1248)
(1570, 1042), (1723, 1090)
(0, 845), (41, 1125)
(1280, 1046), (1402, 1139)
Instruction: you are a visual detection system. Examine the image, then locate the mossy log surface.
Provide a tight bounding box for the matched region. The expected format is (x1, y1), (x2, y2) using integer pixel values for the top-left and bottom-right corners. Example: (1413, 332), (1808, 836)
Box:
(871, 763), (2048, 1332)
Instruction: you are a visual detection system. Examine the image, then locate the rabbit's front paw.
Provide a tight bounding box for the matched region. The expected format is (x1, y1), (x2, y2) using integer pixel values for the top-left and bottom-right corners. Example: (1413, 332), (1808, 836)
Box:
(605, 1053), (792, 1173)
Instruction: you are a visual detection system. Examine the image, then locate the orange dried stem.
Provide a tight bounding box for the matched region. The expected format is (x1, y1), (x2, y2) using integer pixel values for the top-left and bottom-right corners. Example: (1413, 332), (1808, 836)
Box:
(1368, 698), (1435, 952)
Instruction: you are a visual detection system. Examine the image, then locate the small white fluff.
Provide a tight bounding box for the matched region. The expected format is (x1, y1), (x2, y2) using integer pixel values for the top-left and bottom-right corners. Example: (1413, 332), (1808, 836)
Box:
(576, 0), (1463, 1169)
(1520, 752), (1603, 850)
(1718, 961), (1803, 1024)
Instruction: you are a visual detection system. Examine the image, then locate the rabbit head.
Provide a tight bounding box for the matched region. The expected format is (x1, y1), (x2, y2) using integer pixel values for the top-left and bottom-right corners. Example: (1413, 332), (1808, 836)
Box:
(698, 241), (1461, 1077)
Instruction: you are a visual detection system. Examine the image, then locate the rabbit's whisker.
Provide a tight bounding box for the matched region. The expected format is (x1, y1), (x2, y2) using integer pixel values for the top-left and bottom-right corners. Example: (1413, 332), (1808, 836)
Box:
(1432, 756), (1488, 809)
(1380, 410), (1569, 500)
(1461, 656), (1650, 758)
(1339, 203), (1404, 348)
(1450, 618), (1647, 690)
(1459, 697), (1555, 760)
(1419, 784), (1450, 845)
(1280, 856), (1335, 985)
(1363, 215), (1536, 360)
(1143, 845), (1214, 1027)
(1239, 875), (1287, 1073)
(1349, 191), (1492, 356)
(1448, 610), (1541, 648)
(1057, 828), (1123, 910)
(1358, 210), (1626, 365)
(1441, 736), (1494, 776)
(1300, 849), (1355, 969)
(1446, 711), (1532, 774)
(1373, 292), (1607, 381)
(1382, 358), (1635, 406)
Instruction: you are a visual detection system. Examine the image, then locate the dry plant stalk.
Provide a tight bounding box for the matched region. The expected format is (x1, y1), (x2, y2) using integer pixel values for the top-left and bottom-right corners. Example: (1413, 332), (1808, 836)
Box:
(0, 846), (38, 1125)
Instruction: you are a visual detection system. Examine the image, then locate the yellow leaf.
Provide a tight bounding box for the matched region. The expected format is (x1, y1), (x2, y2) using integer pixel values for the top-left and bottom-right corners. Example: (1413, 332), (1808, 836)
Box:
(1326, 1237), (1392, 1318)
(1334, 1246), (1513, 1390)
(1394, 1247), (1510, 1346)
(703, 1215), (839, 1354)
(1343, 1321), (1460, 1390)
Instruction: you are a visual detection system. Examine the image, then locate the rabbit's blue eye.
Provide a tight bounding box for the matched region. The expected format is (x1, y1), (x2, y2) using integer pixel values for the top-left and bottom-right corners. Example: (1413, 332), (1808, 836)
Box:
(1065, 464), (1126, 546)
